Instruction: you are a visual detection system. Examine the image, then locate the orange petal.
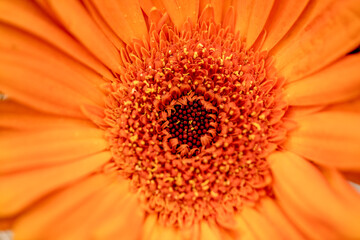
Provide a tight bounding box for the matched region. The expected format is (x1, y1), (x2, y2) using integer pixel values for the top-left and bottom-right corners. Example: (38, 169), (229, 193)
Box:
(13, 174), (111, 239)
(321, 168), (360, 208)
(285, 54), (360, 106)
(285, 105), (325, 119)
(0, 128), (108, 173)
(90, 0), (148, 45)
(0, 0), (112, 79)
(234, 0), (274, 47)
(274, 0), (360, 82)
(261, 0), (309, 50)
(92, 193), (145, 240)
(199, 0), (224, 24)
(0, 100), (95, 130)
(0, 53), (100, 118)
(147, 223), (181, 240)
(240, 206), (281, 240)
(325, 97), (360, 113)
(141, 215), (158, 240)
(271, 0), (338, 54)
(139, 0), (167, 16)
(46, 0), (122, 73)
(0, 24), (108, 86)
(81, 0), (126, 54)
(199, 221), (222, 240)
(258, 198), (305, 240)
(45, 180), (132, 240)
(268, 151), (360, 239)
(0, 151), (112, 217)
(1, 49), (105, 107)
(285, 112), (360, 170)
(233, 215), (256, 240)
(161, 0), (200, 29)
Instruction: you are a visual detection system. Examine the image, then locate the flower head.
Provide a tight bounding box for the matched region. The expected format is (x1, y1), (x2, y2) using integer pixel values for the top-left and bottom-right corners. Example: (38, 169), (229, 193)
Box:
(1, 0), (360, 239)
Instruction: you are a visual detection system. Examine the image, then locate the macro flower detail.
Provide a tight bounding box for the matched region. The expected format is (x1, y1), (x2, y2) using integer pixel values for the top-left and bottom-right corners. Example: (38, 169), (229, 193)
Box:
(104, 19), (288, 227)
(0, 0), (360, 240)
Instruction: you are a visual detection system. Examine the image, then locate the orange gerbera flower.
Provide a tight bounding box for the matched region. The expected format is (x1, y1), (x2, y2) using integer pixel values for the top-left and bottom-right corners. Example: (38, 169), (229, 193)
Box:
(1, 0), (360, 239)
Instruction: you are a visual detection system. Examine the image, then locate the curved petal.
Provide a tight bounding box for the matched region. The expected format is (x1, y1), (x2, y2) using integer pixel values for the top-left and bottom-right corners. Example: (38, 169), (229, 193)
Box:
(46, 0), (122, 73)
(0, 24), (108, 86)
(0, 52), (102, 117)
(12, 174), (111, 239)
(0, 151), (112, 217)
(234, 0), (274, 47)
(82, 0), (126, 52)
(326, 97), (360, 113)
(0, 128), (108, 173)
(268, 151), (360, 239)
(274, 0), (360, 82)
(258, 198), (305, 240)
(92, 193), (145, 240)
(285, 54), (360, 106)
(0, 100), (95, 130)
(141, 215), (158, 240)
(90, 0), (148, 45)
(199, 0), (225, 24)
(240, 206), (281, 240)
(285, 112), (360, 170)
(233, 215), (256, 240)
(199, 221), (222, 240)
(261, 0), (309, 51)
(147, 223), (181, 240)
(0, 50), (105, 107)
(321, 168), (360, 208)
(44, 180), (137, 240)
(139, 0), (167, 16)
(0, 0), (112, 79)
(161, 0), (200, 29)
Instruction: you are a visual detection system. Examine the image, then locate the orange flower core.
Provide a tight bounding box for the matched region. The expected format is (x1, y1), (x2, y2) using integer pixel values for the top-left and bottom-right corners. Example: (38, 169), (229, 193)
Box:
(104, 20), (288, 227)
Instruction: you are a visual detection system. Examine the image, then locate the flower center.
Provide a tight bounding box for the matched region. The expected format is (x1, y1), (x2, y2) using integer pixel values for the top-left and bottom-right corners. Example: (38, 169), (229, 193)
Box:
(164, 97), (217, 154)
(103, 18), (288, 228)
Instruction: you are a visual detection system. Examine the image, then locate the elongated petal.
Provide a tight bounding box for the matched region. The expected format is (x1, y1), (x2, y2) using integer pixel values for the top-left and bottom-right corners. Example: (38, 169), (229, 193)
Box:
(0, 128), (108, 172)
(285, 54), (360, 106)
(44, 180), (136, 240)
(0, 100), (95, 130)
(0, 23), (108, 86)
(322, 168), (360, 208)
(13, 174), (111, 239)
(326, 98), (360, 113)
(92, 193), (144, 240)
(261, 0), (309, 50)
(146, 223), (181, 240)
(46, 0), (122, 73)
(199, 0), (224, 24)
(141, 215), (158, 240)
(1, 50), (105, 107)
(240, 206), (281, 240)
(82, 0), (125, 52)
(274, 0), (360, 82)
(269, 151), (360, 239)
(285, 112), (360, 170)
(161, 0), (199, 29)
(199, 221), (222, 240)
(0, 151), (112, 217)
(233, 215), (256, 240)
(234, 0), (274, 47)
(0, 0), (112, 78)
(258, 198), (305, 240)
(0, 53), (100, 117)
(139, 0), (166, 16)
(90, 0), (148, 45)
